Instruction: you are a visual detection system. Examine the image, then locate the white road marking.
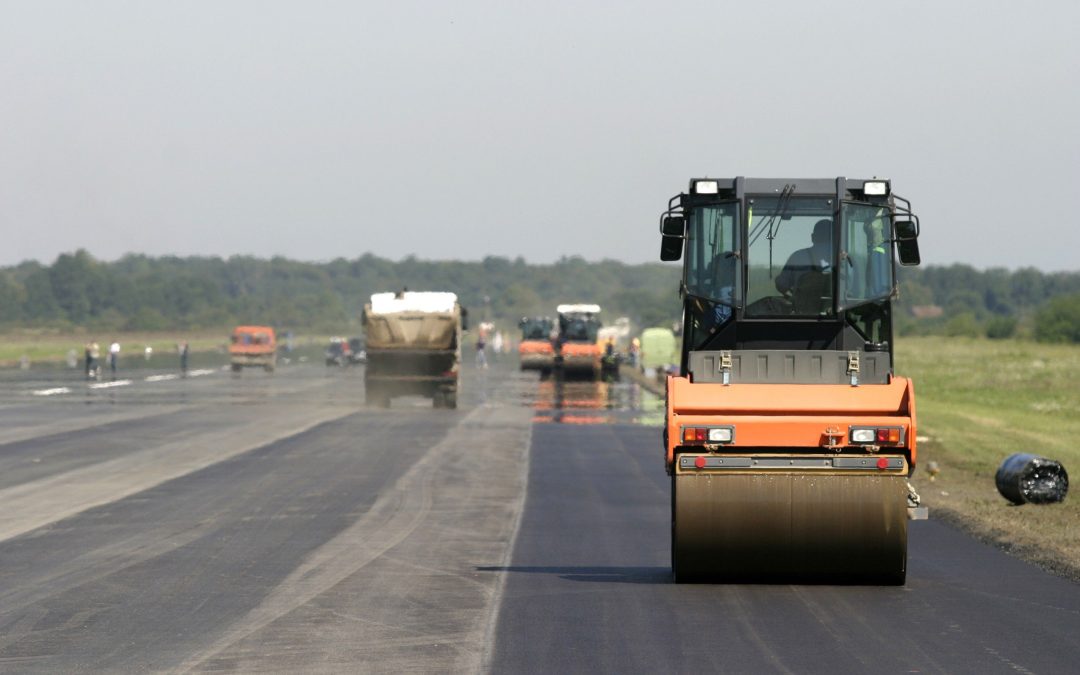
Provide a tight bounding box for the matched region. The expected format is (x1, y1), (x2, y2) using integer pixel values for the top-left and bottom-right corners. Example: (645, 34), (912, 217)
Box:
(88, 380), (133, 389)
(189, 369), (217, 377)
(145, 374), (179, 382)
(32, 387), (72, 397)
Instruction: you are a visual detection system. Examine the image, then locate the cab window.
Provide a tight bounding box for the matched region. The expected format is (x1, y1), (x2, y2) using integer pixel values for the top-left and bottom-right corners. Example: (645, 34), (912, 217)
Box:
(744, 197), (835, 317)
(839, 203), (894, 310)
(684, 203), (739, 305)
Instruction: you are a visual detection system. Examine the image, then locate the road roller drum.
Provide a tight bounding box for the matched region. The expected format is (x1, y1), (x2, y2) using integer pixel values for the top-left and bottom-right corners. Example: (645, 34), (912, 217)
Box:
(672, 467), (908, 584)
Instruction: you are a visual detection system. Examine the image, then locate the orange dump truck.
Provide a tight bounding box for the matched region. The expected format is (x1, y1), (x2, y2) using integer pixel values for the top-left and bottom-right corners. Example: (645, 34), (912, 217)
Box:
(229, 325), (277, 373)
(518, 316), (555, 374)
(659, 177), (925, 584)
(554, 304), (602, 379)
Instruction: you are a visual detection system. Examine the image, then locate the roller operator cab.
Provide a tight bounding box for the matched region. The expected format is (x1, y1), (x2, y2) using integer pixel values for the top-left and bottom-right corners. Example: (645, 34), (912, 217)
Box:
(659, 177), (925, 584)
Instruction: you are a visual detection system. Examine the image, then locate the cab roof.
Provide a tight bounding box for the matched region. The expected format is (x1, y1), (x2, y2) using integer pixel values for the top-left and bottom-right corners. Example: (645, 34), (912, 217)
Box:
(557, 303), (601, 315)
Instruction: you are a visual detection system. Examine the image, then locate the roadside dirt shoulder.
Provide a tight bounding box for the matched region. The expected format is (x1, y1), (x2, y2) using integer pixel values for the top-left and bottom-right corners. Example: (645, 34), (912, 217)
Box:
(910, 444), (1079, 583)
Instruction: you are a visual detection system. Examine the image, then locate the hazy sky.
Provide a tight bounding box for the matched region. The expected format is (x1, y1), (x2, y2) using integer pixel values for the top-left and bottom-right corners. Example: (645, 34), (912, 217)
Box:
(2, 1), (1077, 271)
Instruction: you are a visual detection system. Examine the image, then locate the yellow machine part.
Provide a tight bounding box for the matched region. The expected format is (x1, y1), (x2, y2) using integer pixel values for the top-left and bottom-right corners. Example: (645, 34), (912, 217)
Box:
(672, 471), (908, 584)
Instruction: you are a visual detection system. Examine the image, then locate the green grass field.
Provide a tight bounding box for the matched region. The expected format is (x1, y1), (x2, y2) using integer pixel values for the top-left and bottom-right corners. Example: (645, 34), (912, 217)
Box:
(897, 336), (1080, 474)
(897, 336), (1079, 578)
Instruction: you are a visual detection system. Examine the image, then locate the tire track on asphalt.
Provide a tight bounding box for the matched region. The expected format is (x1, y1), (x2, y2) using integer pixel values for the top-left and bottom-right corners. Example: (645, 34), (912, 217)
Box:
(176, 457), (439, 672)
(178, 402), (535, 674)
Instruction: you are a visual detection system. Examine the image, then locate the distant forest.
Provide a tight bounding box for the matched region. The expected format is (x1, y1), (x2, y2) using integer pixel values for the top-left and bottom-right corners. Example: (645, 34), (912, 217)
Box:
(2, 250), (1079, 342)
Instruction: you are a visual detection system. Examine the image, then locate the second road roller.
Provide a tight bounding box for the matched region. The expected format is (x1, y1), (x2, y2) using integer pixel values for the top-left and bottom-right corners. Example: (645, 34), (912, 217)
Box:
(659, 177), (928, 584)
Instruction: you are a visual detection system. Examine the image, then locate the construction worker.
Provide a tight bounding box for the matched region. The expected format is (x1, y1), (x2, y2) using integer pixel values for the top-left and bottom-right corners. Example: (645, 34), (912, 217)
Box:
(84, 342), (93, 378)
(179, 341), (190, 375)
(476, 330), (488, 369)
(867, 220), (890, 297)
(88, 342), (101, 380)
(776, 219), (833, 296)
(109, 341), (120, 377)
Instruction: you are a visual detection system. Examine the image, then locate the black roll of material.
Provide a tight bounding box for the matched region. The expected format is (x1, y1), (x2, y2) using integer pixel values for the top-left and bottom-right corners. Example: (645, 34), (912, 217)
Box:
(995, 453), (1069, 505)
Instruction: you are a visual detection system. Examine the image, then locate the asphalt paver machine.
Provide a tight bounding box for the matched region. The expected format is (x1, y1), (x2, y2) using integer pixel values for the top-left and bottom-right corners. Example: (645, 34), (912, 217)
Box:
(660, 177), (925, 583)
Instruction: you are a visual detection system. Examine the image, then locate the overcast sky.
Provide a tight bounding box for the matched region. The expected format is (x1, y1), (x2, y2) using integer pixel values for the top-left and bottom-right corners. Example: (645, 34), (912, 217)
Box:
(2, 1), (1077, 271)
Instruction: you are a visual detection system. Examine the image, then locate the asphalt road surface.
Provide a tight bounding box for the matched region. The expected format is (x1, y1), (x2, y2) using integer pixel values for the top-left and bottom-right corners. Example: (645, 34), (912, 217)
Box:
(0, 358), (1077, 673)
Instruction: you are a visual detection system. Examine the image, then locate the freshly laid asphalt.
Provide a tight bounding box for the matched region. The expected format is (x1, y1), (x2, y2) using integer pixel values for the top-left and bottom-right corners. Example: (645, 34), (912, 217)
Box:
(488, 422), (1080, 674)
(0, 358), (1076, 673)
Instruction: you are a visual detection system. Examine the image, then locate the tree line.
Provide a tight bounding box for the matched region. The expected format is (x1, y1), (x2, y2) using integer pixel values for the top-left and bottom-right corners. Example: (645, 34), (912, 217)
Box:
(894, 265), (1080, 341)
(1, 250), (1078, 342)
(0, 250), (681, 335)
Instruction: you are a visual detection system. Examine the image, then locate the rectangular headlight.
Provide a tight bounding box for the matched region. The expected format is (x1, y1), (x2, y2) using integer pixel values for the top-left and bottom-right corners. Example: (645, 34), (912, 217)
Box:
(851, 428), (876, 443)
(682, 425), (735, 444)
(694, 180), (719, 195)
(708, 427), (733, 442)
(863, 180), (888, 196)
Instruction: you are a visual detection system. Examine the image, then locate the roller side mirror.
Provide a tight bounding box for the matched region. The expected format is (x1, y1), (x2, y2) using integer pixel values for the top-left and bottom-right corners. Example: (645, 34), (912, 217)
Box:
(662, 215), (686, 237)
(660, 215), (685, 261)
(894, 220), (921, 266)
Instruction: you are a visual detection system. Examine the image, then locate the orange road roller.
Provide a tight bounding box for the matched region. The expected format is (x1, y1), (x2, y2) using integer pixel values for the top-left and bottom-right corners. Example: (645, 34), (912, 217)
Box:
(519, 316), (556, 374)
(659, 177), (927, 584)
(554, 304), (604, 379)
